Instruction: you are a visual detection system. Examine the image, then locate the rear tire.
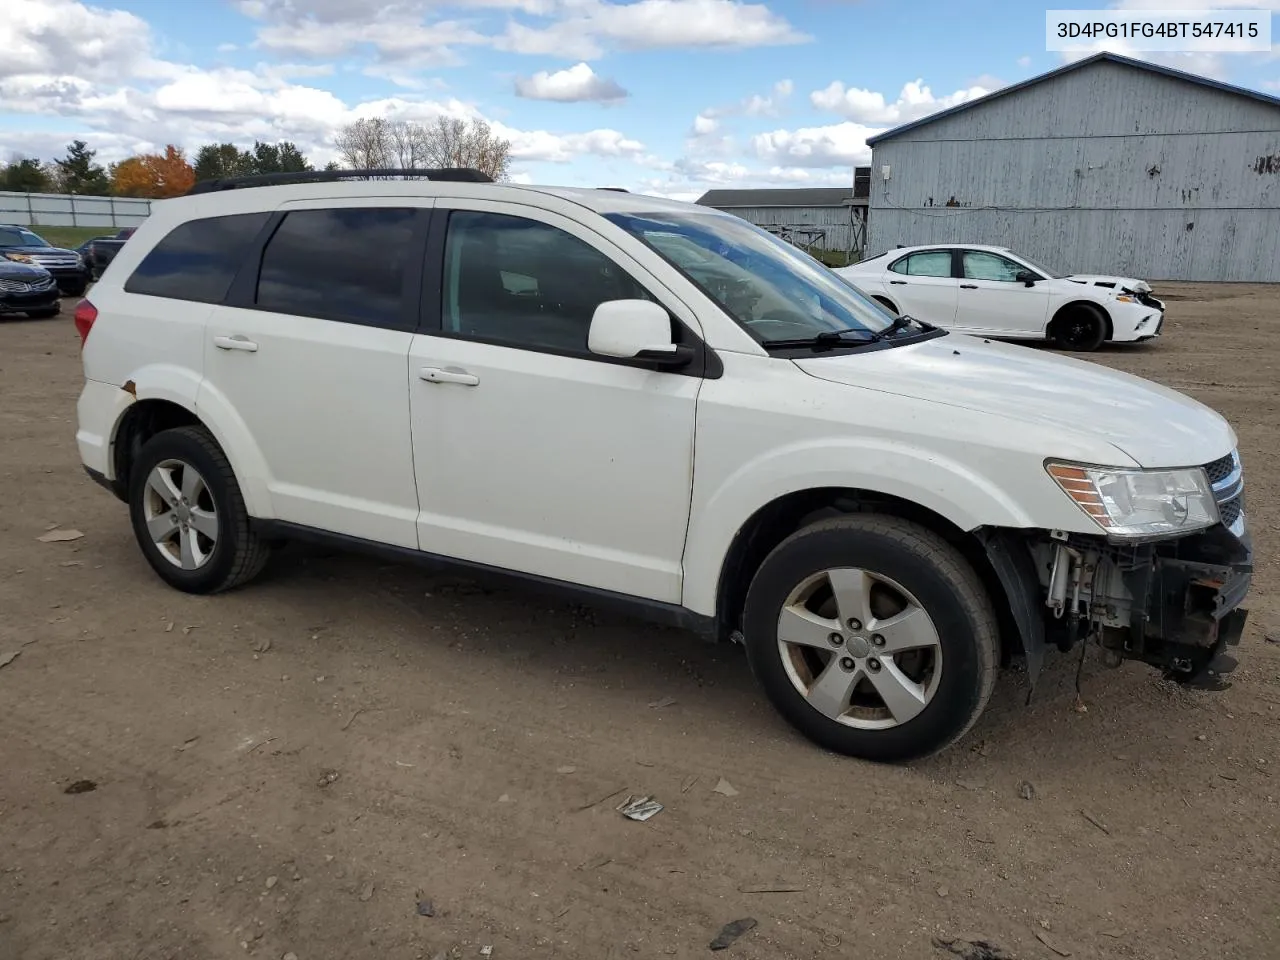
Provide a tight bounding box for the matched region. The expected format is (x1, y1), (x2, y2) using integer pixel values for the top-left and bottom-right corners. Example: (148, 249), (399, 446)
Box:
(741, 514), (999, 763)
(127, 426), (271, 594)
(1051, 305), (1107, 352)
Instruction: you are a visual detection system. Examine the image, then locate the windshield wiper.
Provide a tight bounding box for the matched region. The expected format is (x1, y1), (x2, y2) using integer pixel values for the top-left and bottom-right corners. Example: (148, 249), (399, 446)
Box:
(760, 328), (877, 351)
(877, 314), (934, 338)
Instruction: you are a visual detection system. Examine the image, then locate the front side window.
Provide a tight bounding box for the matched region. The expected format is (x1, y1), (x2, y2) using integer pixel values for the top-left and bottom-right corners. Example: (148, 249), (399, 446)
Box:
(890, 251), (953, 278)
(442, 211), (655, 354)
(0, 226), (48, 248)
(125, 212), (270, 303)
(962, 251), (1023, 282)
(605, 210), (897, 345)
(256, 207), (417, 327)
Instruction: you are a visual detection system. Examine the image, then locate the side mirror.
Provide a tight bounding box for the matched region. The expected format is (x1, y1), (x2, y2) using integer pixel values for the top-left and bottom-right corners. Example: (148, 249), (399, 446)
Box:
(588, 299), (694, 368)
(1015, 270), (1039, 286)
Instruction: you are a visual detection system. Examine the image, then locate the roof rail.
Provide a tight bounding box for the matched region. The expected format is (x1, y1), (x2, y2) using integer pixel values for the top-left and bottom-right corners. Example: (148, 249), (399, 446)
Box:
(185, 167), (494, 196)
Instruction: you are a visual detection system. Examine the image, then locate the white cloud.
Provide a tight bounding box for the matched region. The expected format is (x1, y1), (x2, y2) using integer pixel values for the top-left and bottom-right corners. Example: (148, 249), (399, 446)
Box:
(514, 62), (628, 102)
(1017, 55), (1032, 68)
(692, 113), (720, 136)
(810, 78), (994, 124)
(0, 0), (650, 171)
(242, 0), (808, 65)
(752, 121), (884, 167)
(743, 78), (793, 116)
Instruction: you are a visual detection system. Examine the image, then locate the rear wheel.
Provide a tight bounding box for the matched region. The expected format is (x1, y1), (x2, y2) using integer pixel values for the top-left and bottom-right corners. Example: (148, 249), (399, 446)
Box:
(741, 515), (999, 763)
(127, 426), (271, 594)
(1051, 305), (1107, 351)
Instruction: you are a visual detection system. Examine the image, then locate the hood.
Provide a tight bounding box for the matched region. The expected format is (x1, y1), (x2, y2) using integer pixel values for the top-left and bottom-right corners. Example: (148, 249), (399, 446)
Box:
(2, 245), (77, 257)
(793, 334), (1234, 468)
(1065, 274), (1152, 294)
(0, 258), (52, 280)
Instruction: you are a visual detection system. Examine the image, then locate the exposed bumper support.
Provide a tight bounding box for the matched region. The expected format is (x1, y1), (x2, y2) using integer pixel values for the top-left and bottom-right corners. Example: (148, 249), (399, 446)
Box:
(977, 529), (1049, 701)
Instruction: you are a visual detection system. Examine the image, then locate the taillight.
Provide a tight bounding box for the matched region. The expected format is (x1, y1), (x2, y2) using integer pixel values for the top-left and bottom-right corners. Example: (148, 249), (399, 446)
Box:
(74, 299), (98, 345)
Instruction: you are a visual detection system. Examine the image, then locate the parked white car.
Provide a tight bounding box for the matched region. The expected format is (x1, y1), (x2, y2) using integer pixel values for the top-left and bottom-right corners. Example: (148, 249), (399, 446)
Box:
(74, 171), (1249, 763)
(835, 243), (1165, 351)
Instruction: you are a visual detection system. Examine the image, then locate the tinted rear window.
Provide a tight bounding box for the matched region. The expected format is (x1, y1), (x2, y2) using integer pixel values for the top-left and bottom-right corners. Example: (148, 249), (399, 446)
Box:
(125, 213), (269, 303)
(255, 207), (418, 328)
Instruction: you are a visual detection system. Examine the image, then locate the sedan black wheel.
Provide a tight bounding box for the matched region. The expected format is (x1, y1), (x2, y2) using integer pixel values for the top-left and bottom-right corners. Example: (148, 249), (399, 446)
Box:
(1051, 305), (1107, 352)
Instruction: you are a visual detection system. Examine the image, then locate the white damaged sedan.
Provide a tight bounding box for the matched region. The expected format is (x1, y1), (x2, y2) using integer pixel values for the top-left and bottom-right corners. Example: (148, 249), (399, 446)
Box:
(834, 243), (1165, 351)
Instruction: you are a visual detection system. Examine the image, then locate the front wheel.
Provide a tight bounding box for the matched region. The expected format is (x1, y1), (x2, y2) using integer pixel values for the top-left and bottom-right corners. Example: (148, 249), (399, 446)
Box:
(1051, 305), (1107, 351)
(26, 307), (60, 319)
(127, 426), (271, 594)
(741, 515), (999, 763)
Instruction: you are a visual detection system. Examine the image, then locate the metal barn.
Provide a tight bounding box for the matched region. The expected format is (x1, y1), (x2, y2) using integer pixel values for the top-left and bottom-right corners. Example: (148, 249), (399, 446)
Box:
(697, 171), (870, 259)
(864, 52), (1280, 282)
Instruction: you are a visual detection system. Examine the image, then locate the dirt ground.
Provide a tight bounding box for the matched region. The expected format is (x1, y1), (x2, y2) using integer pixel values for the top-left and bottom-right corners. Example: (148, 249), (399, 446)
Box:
(2, 285), (1278, 960)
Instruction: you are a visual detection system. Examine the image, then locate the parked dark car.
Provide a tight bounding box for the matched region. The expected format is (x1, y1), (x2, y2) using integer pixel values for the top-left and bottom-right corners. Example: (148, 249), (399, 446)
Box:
(0, 224), (92, 296)
(80, 226), (137, 280)
(0, 258), (60, 318)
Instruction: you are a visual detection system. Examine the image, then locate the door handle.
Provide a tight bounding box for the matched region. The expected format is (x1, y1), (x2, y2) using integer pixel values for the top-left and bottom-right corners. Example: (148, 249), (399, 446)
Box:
(960, 284), (978, 289)
(419, 366), (479, 386)
(213, 335), (258, 352)
(889, 280), (907, 285)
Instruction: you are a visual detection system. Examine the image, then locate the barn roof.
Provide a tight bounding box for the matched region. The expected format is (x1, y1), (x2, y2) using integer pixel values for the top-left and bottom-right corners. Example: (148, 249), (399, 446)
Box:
(866, 51), (1280, 147)
(696, 187), (856, 208)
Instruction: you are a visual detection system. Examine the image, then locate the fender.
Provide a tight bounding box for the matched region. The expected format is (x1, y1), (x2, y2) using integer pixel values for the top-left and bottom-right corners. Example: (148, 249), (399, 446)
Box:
(680, 437), (1039, 617)
(116, 363), (277, 519)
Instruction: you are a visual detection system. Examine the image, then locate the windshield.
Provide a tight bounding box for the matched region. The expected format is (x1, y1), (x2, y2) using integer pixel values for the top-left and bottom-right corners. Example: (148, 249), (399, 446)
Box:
(605, 211), (897, 345)
(0, 226), (49, 248)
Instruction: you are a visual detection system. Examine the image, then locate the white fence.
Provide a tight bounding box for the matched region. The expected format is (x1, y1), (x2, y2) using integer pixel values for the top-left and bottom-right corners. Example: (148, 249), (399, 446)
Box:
(0, 191), (152, 229)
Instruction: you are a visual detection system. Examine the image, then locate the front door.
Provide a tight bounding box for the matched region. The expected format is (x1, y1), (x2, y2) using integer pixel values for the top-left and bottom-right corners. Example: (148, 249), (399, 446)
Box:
(953, 249), (1051, 336)
(201, 201), (428, 548)
(407, 200), (702, 603)
(884, 249), (960, 327)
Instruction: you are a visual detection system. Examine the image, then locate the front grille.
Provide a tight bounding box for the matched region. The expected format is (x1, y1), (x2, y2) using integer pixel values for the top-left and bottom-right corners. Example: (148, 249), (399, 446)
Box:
(1219, 497), (1243, 530)
(0, 278), (32, 292)
(1203, 452), (1236, 486)
(1204, 450), (1245, 536)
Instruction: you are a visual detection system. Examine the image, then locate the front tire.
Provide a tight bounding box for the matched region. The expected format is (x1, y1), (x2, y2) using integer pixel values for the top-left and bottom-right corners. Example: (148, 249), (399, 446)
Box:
(26, 306), (60, 319)
(1051, 305), (1107, 351)
(127, 426), (271, 594)
(741, 515), (999, 763)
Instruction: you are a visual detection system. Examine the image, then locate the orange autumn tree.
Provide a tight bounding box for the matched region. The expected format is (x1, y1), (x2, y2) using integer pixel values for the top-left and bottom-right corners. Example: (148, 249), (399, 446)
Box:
(111, 145), (195, 198)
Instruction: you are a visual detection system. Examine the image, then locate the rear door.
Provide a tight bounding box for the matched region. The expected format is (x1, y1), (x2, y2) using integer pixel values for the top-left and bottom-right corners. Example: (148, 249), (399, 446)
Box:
(884, 249), (960, 327)
(200, 199), (430, 548)
(953, 249), (1050, 336)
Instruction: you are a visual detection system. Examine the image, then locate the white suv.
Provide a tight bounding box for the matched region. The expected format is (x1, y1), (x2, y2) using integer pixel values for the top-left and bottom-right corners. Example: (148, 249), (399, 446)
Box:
(73, 169), (1253, 763)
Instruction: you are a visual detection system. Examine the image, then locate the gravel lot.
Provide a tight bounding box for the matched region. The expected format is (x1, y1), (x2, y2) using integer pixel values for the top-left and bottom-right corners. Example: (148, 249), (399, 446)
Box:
(2, 285), (1277, 960)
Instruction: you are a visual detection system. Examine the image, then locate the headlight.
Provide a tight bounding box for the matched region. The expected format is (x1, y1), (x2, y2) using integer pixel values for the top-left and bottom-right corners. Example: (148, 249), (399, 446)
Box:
(1046, 462), (1218, 537)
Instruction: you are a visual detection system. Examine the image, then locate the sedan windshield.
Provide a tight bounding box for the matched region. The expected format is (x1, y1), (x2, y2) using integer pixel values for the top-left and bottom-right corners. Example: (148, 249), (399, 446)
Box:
(605, 211), (897, 345)
(0, 226), (49, 248)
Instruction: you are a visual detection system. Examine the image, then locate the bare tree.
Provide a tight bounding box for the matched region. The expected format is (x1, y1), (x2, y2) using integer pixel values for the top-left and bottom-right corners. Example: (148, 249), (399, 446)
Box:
(421, 117), (512, 182)
(333, 117), (391, 172)
(331, 115), (512, 182)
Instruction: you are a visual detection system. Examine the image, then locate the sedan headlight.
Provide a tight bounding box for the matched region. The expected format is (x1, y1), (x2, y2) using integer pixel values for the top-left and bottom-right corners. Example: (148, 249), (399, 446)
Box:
(1046, 462), (1218, 537)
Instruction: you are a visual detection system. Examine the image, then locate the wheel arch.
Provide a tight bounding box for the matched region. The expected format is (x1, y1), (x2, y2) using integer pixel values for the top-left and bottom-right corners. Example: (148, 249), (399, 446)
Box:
(107, 376), (275, 518)
(710, 487), (1022, 667)
(1049, 299), (1113, 340)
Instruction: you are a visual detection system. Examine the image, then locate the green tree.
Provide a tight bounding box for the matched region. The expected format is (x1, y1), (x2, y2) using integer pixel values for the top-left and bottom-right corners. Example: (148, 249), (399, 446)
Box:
(53, 140), (110, 195)
(0, 157), (51, 192)
(193, 142), (255, 182)
(276, 141), (313, 173)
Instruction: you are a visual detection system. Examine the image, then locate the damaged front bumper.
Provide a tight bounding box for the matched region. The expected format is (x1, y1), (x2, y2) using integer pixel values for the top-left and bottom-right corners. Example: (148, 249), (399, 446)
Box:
(1101, 525), (1252, 685)
(980, 509), (1252, 695)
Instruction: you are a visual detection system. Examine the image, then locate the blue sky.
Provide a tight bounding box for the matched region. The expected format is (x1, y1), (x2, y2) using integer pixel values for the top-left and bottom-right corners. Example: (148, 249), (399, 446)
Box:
(2, 0), (1278, 198)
